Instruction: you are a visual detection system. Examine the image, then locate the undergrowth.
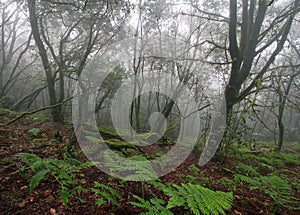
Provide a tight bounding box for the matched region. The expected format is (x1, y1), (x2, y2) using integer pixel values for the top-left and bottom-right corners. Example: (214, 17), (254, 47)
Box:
(234, 163), (299, 210)
(13, 140), (299, 214)
(18, 153), (97, 205)
(91, 181), (121, 207)
(133, 181), (234, 215)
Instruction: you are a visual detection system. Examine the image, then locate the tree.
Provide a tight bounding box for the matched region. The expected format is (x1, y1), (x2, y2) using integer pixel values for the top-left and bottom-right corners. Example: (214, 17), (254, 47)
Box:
(27, 0), (129, 122)
(0, 0), (33, 107)
(198, 0), (300, 147)
(225, 0), (299, 114)
(274, 68), (298, 151)
(272, 40), (300, 151)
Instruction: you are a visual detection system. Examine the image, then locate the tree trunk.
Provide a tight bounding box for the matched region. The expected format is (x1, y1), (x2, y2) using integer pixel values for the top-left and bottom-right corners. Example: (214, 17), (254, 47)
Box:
(276, 116), (284, 152)
(0, 72), (3, 99)
(223, 0), (299, 147)
(58, 69), (65, 121)
(27, 0), (63, 123)
(275, 74), (295, 152)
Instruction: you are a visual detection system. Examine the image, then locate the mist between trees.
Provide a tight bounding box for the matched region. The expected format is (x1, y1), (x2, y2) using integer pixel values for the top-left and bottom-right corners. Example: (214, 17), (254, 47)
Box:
(1, 0), (299, 153)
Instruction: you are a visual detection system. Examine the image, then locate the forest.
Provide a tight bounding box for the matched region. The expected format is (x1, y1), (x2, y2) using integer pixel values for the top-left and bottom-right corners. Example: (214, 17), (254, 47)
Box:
(0, 0), (299, 214)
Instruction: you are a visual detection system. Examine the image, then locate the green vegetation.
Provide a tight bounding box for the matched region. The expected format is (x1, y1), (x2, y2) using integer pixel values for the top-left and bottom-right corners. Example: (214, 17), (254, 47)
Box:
(18, 153), (97, 205)
(9, 127), (299, 214)
(0, 0), (299, 213)
(131, 195), (174, 215)
(32, 113), (49, 122)
(91, 181), (122, 207)
(16, 151), (236, 214)
(162, 183), (233, 215)
(28, 128), (41, 137)
(232, 162), (300, 210)
(0, 108), (13, 116)
(0, 111), (299, 214)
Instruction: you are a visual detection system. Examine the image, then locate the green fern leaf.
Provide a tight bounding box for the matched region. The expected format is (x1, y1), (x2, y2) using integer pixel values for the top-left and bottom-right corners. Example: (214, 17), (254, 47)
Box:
(236, 163), (259, 176)
(95, 197), (107, 207)
(29, 169), (49, 194)
(234, 173), (257, 184)
(92, 181), (121, 207)
(59, 186), (70, 205)
(131, 195), (174, 215)
(19, 153), (97, 207)
(131, 195), (152, 209)
(163, 183), (233, 215)
(104, 151), (157, 181)
(235, 170), (299, 210)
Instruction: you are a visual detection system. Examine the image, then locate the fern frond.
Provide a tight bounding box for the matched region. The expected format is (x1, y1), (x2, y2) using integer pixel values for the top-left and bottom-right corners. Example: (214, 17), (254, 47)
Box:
(272, 153), (300, 165)
(234, 173), (257, 184)
(92, 181), (121, 207)
(59, 186), (71, 206)
(235, 170), (299, 210)
(29, 169), (49, 193)
(255, 174), (299, 207)
(19, 153), (96, 206)
(95, 197), (107, 207)
(104, 151), (157, 181)
(20, 153), (47, 172)
(236, 163), (259, 176)
(130, 195), (151, 208)
(20, 153), (41, 164)
(162, 183), (233, 215)
(131, 195), (174, 215)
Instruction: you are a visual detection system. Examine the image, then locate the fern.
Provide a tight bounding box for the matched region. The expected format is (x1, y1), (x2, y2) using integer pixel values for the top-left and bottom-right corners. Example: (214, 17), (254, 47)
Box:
(234, 171), (299, 210)
(189, 164), (201, 175)
(236, 163), (259, 176)
(271, 153), (300, 165)
(59, 186), (71, 205)
(91, 181), (121, 207)
(29, 168), (49, 193)
(157, 183), (233, 215)
(256, 156), (284, 166)
(103, 151), (157, 181)
(131, 195), (174, 215)
(257, 162), (275, 171)
(250, 174), (299, 209)
(21, 153), (45, 172)
(234, 173), (257, 184)
(19, 153), (97, 206)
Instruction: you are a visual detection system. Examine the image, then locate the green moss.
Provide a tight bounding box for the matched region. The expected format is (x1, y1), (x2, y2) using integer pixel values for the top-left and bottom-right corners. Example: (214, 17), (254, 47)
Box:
(98, 126), (121, 139)
(105, 139), (136, 150)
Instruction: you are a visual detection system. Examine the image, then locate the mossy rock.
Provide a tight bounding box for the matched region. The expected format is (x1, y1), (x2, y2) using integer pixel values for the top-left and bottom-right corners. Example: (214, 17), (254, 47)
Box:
(105, 139), (137, 150)
(98, 126), (121, 139)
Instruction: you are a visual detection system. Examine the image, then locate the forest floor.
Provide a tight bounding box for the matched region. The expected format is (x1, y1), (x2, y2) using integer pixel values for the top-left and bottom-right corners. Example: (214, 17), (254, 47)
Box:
(0, 112), (299, 215)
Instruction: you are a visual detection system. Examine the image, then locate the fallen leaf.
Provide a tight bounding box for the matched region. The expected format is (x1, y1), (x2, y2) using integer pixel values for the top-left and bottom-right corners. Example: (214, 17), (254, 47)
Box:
(233, 209), (243, 215)
(44, 189), (52, 195)
(20, 185), (28, 190)
(17, 200), (26, 208)
(50, 208), (56, 215)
